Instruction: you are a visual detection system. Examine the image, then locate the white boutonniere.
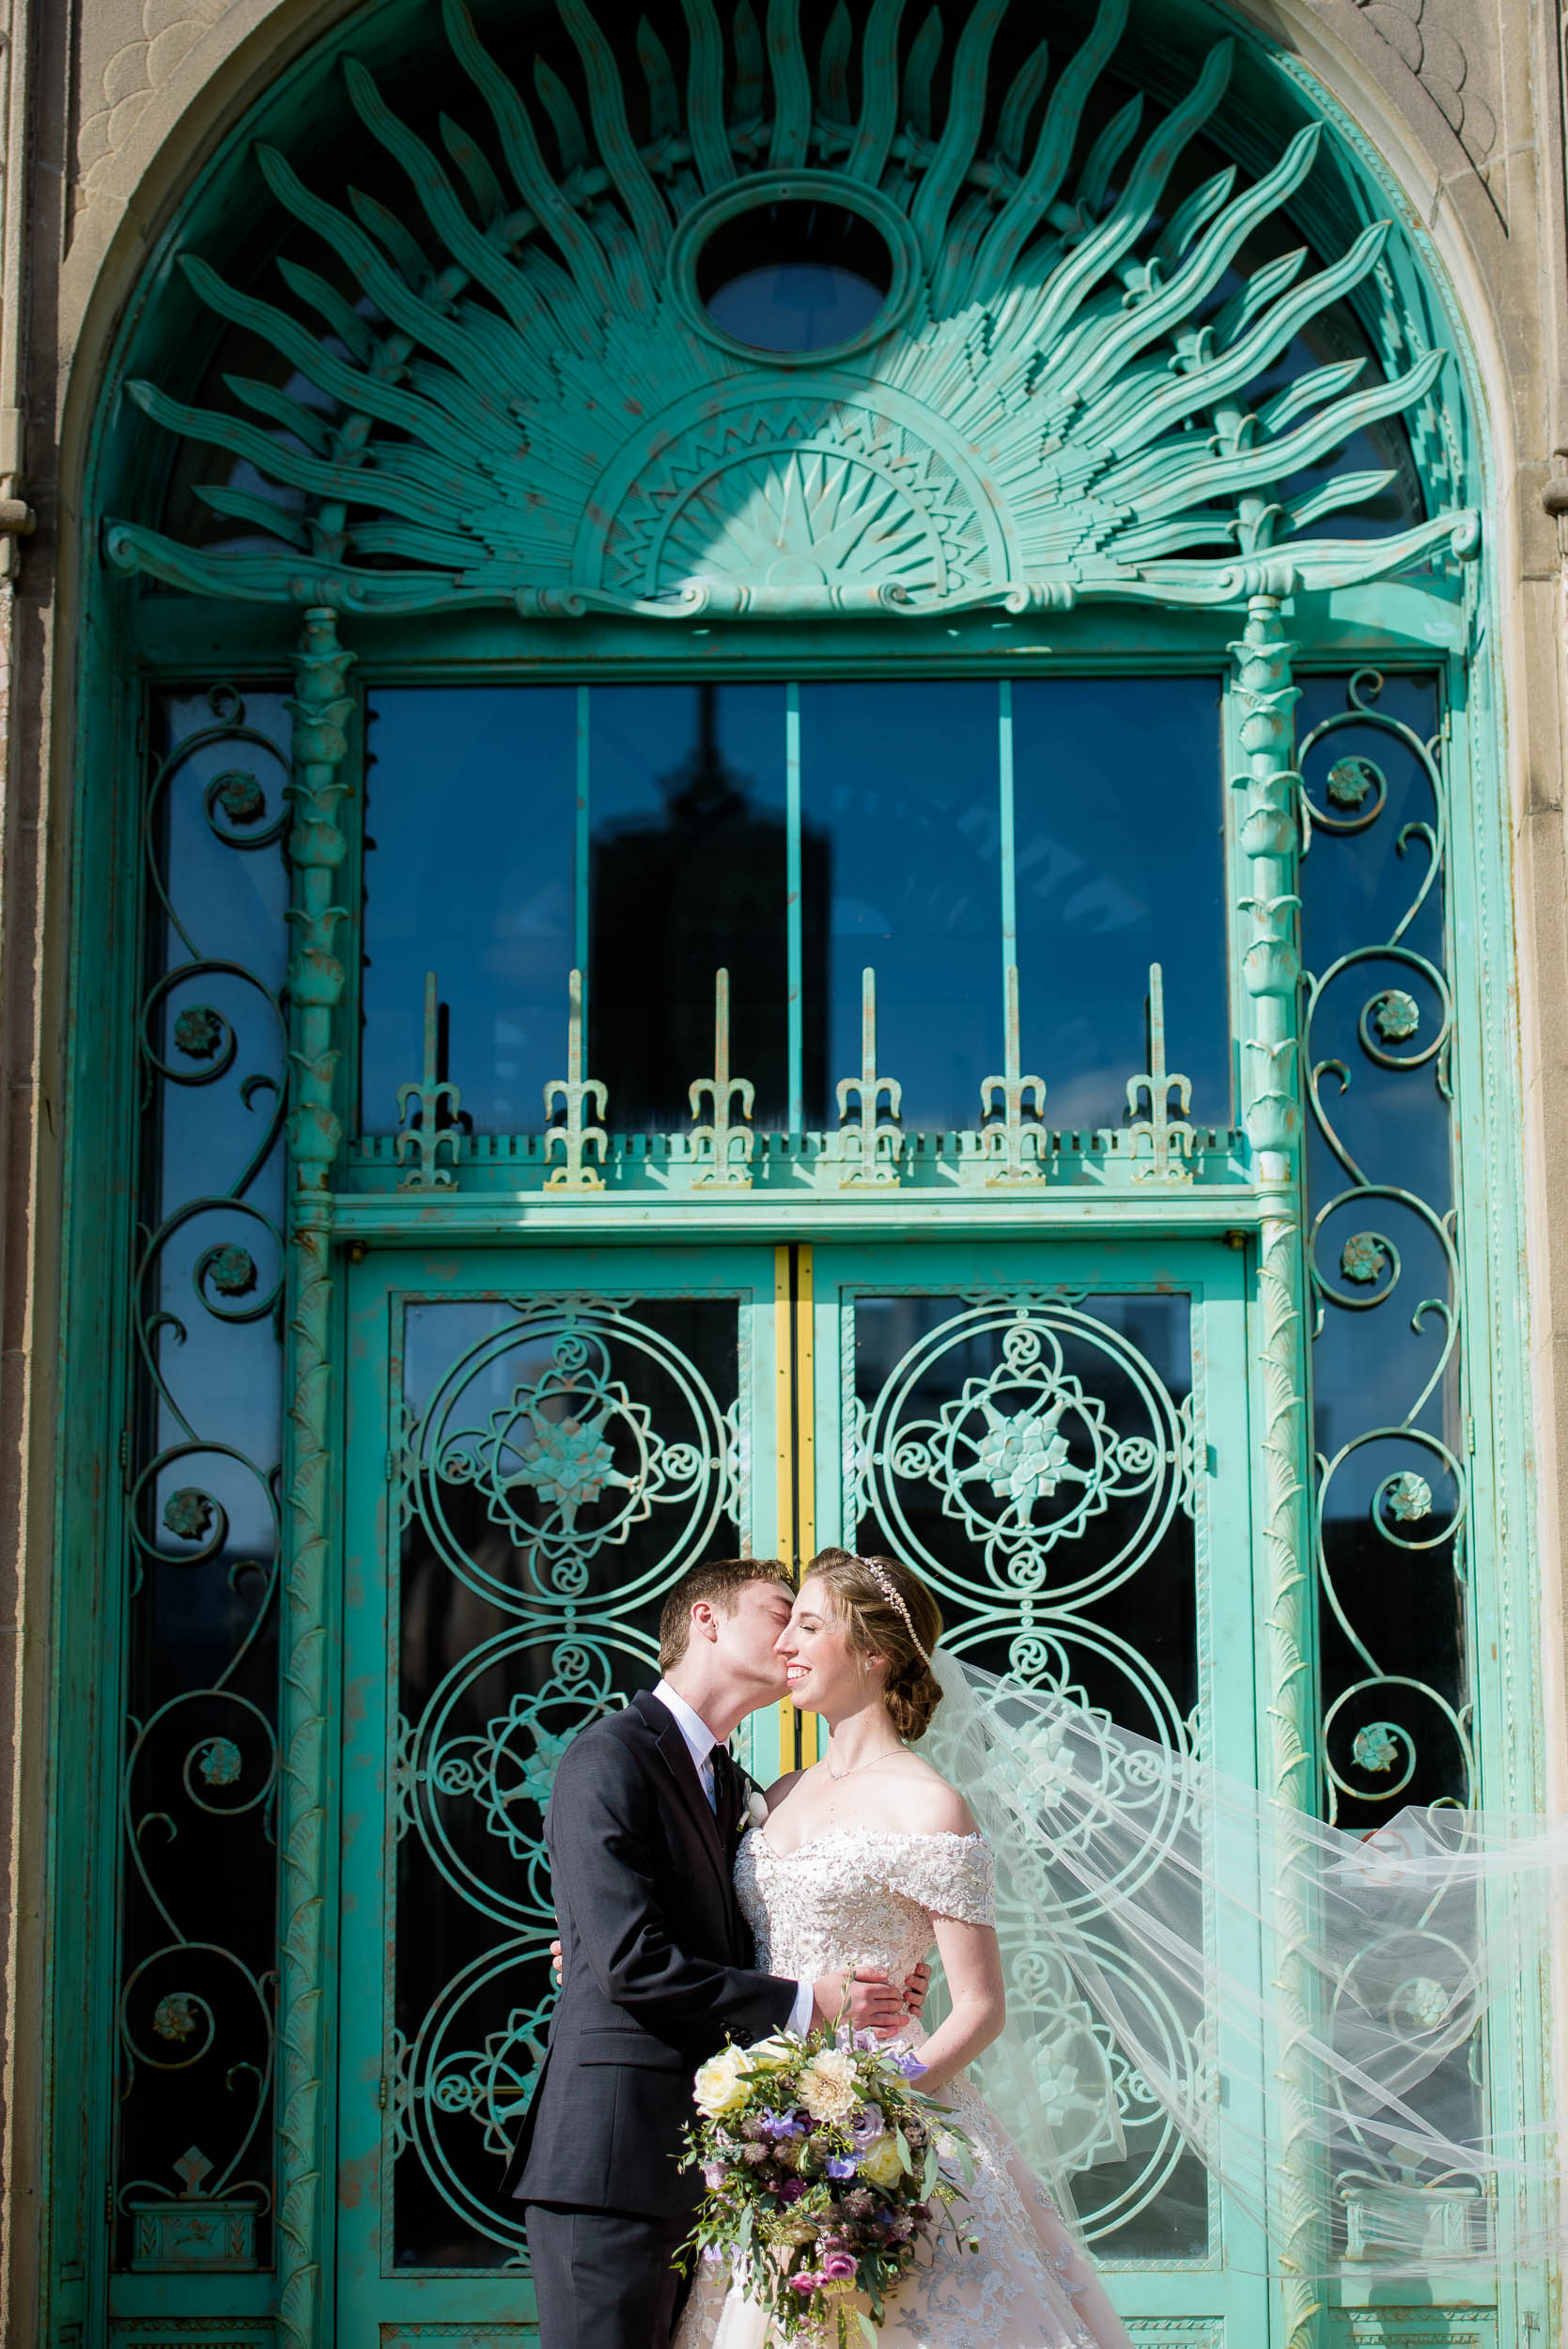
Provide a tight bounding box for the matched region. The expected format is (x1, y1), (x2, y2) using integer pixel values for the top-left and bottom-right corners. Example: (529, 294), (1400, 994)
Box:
(746, 1791), (769, 1829)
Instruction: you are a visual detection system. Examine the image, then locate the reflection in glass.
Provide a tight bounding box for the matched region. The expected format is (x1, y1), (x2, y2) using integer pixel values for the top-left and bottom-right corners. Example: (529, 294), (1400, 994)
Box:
(363, 689), (576, 1132)
(116, 691), (291, 2263)
(698, 200), (893, 352)
(588, 685), (806, 1130)
(799, 683), (999, 1131)
(359, 677), (1229, 1144)
(1011, 680), (1228, 1132)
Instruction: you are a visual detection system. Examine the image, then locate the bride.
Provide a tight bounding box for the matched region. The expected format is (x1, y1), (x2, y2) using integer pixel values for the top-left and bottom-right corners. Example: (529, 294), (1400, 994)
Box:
(675, 1547), (1132, 2349)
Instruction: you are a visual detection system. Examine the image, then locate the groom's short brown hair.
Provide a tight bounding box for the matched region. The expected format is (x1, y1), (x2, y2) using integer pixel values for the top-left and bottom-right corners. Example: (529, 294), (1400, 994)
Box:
(659, 1557), (794, 1672)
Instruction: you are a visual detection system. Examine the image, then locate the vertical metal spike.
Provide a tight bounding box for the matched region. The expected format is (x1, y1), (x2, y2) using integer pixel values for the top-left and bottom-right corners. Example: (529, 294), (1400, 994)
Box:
(689, 968), (757, 1187)
(1126, 963), (1195, 1182)
(834, 969), (904, 1185)
(979, 964), (1048, 1183)
(396, 972), (463, 1190)
(543, 968), (610, 1190)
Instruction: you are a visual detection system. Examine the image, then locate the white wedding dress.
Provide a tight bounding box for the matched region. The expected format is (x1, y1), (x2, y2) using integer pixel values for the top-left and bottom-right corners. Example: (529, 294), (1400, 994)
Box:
(674, 1827), (1132, 2349)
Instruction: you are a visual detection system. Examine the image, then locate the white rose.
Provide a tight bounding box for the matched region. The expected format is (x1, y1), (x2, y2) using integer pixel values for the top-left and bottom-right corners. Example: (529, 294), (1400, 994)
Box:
(693, 2045), (751, 2120)
(746, 1791), (769, 1828)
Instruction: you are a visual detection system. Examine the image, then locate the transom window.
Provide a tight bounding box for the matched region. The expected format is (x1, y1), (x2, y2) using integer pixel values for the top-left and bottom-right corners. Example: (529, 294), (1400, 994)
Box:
(360, 675), (1228, 1138)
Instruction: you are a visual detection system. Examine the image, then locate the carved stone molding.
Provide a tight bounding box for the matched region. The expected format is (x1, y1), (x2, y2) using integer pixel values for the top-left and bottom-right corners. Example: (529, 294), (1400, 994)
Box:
(76, 0), (240, 195)
(1352, 0), (1499, 171)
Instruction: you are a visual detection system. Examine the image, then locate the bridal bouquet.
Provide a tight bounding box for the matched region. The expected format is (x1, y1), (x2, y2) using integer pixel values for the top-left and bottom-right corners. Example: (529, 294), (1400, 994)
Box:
(679, 2022), (976, 2343)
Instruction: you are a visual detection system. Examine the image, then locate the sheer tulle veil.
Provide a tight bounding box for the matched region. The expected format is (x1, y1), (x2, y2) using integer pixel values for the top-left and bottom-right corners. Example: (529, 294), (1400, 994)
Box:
(915, 1644), (1568, 2281)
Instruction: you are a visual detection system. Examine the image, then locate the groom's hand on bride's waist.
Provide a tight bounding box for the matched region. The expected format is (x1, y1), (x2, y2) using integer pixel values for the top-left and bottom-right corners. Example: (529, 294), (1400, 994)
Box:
(547, 1940), (929, 2025)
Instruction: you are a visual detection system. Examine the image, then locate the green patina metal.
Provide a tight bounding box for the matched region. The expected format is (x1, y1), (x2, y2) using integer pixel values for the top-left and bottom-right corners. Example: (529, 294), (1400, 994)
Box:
(44, 2), (1550, 2345)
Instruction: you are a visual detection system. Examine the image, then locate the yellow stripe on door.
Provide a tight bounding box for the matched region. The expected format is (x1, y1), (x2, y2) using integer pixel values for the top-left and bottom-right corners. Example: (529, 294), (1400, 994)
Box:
(774, 1244), (818, 1771)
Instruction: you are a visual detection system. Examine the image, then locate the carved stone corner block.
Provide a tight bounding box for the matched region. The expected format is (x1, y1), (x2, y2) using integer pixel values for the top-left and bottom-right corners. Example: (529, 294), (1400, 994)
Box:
(1353, 0), (1503, 184)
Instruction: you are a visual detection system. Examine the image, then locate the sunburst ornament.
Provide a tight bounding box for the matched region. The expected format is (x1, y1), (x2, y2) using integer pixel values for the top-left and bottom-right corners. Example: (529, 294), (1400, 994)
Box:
(105, 0), (1478, 617)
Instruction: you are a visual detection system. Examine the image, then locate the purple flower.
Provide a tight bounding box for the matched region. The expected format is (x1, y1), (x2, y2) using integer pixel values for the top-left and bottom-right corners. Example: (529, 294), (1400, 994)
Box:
(826, 2155), (857, 2180)
(820, 2252), (858, 2280)
(702, 2163), (727, 2190)
(844, 2189), (874, 2219)
(789, 2273), (821, 2295)
(758, 2111), (806, 2140)
(701, 2245), (723, 2265)
(780, 2177), (807, 2203)
(849, 2102), (884, 2144)
(887, 2049), (927, 2078)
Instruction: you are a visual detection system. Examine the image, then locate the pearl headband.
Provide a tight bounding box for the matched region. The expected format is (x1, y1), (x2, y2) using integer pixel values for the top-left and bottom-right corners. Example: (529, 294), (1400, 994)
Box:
(854, 1555), (934, 1667)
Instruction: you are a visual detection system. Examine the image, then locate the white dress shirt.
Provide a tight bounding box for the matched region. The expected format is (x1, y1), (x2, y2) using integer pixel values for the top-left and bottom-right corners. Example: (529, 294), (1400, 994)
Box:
(652, 1678), (814, 2036)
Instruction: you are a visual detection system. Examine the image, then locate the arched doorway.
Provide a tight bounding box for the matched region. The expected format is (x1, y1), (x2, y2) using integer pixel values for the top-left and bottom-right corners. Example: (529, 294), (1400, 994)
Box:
(61, 3), (1537, 2343)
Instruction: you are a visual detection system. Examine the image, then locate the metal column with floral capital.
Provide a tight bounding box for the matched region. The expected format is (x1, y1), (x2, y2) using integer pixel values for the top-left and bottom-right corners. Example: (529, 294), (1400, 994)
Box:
(1231, 588), (1320, 2343)
(280, 608), (354, 2349)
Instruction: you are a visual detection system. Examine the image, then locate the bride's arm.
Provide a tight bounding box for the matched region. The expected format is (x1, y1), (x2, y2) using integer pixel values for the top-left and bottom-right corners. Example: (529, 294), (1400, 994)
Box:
(905, 1911), (1005, 2092)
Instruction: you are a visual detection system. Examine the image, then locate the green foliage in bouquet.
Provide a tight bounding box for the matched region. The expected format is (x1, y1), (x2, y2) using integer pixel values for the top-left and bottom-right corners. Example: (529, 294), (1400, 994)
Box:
(679, 2020), (977, 2344)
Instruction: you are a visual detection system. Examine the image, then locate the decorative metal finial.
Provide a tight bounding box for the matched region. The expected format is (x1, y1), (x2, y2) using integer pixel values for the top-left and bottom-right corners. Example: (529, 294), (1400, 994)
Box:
(174, 2145), (215, 2200)
(396, 971), (462, 1190)
(543, 968), (609, 1190)
(689, 968), (754, 1188)
(979, 964), (1047, 1184)
(834, 969), (903, 1186)
(1126, 962), (1195, 1183)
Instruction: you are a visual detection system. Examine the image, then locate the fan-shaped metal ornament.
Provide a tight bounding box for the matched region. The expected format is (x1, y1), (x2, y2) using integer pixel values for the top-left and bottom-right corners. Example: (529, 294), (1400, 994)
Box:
(105, 0), (1479, 617)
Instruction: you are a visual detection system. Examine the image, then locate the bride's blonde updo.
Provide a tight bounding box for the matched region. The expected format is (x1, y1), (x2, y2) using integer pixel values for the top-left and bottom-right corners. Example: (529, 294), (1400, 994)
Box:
(806, 1548), (944, 1742)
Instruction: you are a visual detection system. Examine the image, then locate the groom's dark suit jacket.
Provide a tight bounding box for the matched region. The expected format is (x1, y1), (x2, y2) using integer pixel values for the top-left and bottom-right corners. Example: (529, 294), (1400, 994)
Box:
(502, 1688), (797, 2217)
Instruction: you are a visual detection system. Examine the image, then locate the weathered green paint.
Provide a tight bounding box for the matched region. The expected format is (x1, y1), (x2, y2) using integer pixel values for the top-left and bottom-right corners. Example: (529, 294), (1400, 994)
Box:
(101, 0), (1476, 623)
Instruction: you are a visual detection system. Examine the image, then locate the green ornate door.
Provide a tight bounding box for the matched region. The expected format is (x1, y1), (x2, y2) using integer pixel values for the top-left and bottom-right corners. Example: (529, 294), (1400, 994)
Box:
(337, 1232), (1268, 2343)
(337, 1243), (789, 2337)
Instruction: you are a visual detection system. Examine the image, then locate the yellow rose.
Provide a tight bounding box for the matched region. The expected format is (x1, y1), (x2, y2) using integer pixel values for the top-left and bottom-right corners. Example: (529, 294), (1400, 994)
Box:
(857, 2133), (908, 2190)
(798, 2048), (859, 2123)
(693, 2045), (751, 2120)
(742, 2034), (795, 2076)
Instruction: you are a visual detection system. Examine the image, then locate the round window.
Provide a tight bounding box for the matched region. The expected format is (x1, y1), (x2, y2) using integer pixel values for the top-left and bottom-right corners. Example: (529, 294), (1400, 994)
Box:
(669, 175), (918, 366)
(696, 199), (893, 354)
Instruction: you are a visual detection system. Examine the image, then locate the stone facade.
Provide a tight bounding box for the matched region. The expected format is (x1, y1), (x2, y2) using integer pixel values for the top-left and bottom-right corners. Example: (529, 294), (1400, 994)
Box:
(4, 0), (1568, 2340)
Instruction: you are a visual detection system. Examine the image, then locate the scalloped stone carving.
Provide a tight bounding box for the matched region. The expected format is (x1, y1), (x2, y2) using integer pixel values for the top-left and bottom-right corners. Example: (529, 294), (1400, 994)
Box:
(1354, 0), (1498, 170)
(76, 0), (237, 194)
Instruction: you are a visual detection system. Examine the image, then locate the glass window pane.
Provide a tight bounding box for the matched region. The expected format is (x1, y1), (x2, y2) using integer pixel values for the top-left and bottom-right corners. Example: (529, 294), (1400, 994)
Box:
(589, 683), (789, 1131)
(798, 681), (999, 1132)
(362, 688), (577, 1132)
(1011, 678), (1229, 1132)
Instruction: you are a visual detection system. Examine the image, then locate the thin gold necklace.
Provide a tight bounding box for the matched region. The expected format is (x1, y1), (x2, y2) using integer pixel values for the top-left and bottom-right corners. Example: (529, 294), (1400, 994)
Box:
(825, 1746), (903, 1782)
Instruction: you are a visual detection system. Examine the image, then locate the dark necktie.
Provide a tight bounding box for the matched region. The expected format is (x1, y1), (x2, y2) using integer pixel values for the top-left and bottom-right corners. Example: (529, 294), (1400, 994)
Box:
(709, 1745), (735, 1831)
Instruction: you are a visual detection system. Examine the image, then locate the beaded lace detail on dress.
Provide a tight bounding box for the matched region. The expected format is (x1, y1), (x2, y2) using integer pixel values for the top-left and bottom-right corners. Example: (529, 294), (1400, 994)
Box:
(673, 1828), (1132, 2349)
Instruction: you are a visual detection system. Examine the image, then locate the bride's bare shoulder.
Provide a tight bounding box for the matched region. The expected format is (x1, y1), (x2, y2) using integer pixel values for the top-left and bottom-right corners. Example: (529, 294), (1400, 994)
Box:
(760, 1767), (803, 1810)
(874, 1753), (978, 1838)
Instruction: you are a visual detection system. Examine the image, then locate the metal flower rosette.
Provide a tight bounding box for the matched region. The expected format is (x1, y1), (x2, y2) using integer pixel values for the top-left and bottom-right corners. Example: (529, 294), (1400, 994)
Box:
(679, 2022), (976, 2344)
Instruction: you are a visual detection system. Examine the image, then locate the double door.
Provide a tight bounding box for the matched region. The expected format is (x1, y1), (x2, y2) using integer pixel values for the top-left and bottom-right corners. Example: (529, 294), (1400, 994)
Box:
(336, 1236), (1269, 2343)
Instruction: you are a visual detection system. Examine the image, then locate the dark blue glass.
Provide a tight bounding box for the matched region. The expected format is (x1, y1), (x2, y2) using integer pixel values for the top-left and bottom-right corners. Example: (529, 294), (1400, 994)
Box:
(798, 682), (1000, 1132)
(1011, 679), (1229, 1132)
(362, 688), (576, 1132)
(1297, 673), (1466, 1816)
(588, 684), (789, 1130)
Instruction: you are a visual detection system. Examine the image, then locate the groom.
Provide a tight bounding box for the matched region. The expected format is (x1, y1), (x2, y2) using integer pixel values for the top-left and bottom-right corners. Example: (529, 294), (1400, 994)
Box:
(502, 1556), (923, 2348)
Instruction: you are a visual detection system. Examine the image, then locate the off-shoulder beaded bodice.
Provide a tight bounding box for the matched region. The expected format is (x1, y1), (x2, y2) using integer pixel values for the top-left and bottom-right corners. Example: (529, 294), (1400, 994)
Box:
(735, 1827), (995, 1983)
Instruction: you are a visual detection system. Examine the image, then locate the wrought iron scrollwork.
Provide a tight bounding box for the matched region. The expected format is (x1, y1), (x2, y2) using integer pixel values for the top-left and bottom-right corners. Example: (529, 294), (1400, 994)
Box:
(1298, 671), (1470, 1828)
(117, 687), (291, 2262)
